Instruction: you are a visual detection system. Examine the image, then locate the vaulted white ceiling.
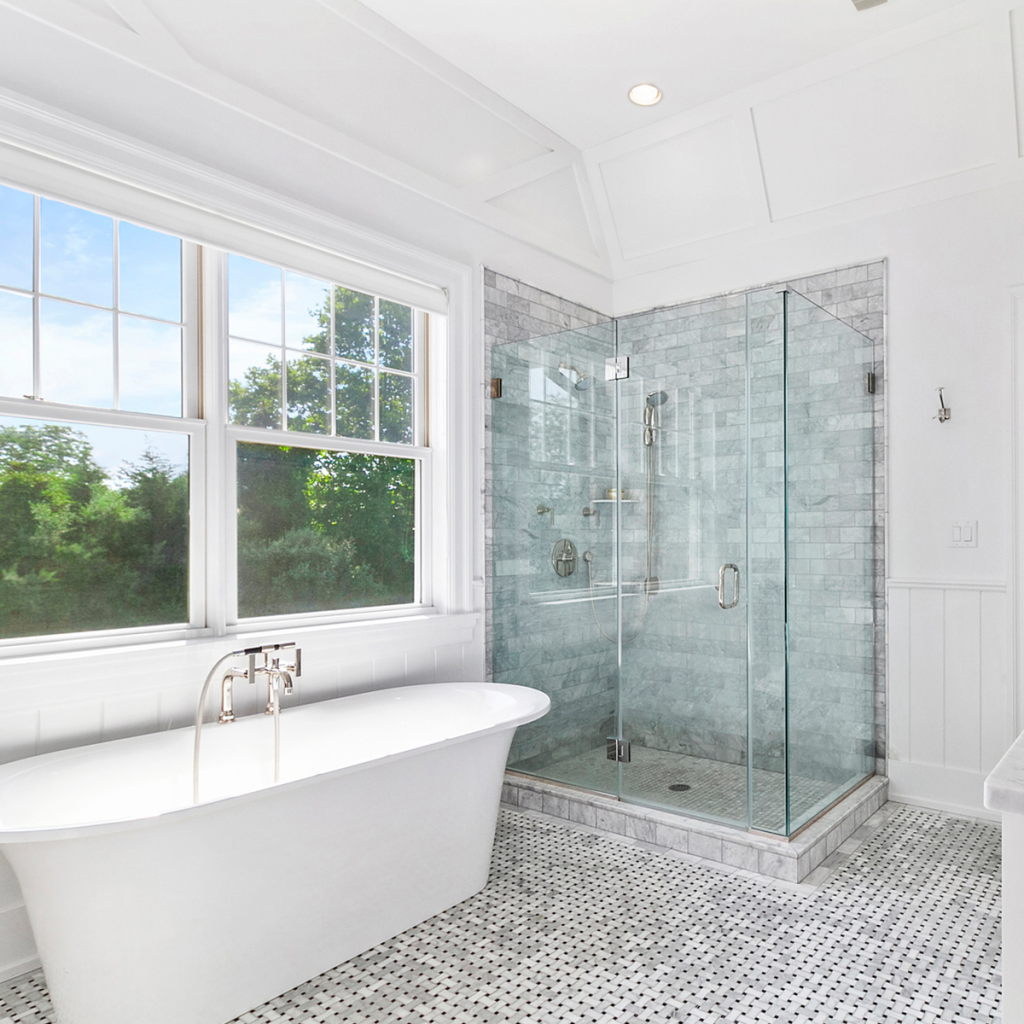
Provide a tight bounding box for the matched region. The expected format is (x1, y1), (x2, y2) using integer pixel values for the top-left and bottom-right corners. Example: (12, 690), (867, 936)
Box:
(0, 0), (1020, 284)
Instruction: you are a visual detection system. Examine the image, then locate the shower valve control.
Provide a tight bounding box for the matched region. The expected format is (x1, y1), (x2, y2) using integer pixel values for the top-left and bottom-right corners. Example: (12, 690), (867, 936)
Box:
(552, 539), (578, 577)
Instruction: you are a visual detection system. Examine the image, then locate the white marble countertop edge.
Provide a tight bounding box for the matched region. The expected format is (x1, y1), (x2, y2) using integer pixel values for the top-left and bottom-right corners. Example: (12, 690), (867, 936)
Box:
(984, 730), (1024, 814)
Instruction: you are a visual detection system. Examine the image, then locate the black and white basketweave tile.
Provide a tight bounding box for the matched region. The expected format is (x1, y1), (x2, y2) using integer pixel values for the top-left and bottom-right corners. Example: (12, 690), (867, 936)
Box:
(0, 804), (1000, 1024)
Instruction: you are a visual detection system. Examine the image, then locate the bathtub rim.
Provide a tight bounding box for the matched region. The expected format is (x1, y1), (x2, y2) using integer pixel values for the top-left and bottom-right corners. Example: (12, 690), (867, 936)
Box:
(0, 681), (550, 844)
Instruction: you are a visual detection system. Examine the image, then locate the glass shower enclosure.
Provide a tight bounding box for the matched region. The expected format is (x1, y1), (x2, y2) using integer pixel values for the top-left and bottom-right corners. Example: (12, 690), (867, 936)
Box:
(490, 285), (882, 837)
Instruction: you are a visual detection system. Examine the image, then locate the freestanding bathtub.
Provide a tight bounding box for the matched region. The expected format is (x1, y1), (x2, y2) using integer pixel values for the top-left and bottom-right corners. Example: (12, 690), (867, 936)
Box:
(0, 681), (549, 1024)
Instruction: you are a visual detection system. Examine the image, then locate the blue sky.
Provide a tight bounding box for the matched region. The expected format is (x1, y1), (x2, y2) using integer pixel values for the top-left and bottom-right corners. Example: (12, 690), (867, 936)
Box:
(0, 183), (183, 415)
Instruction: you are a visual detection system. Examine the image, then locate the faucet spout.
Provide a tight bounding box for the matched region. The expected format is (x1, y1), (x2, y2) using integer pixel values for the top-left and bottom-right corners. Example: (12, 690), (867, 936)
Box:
(218, 668), (248, 724)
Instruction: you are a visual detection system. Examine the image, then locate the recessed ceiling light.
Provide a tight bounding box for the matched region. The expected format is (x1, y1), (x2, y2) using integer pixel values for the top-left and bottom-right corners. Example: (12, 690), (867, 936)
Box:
(628, 83), (662, 107)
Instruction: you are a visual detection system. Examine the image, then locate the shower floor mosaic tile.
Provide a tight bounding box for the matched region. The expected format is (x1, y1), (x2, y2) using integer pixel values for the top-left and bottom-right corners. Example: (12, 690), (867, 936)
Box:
(527, 744), (844, 830)
(0, 802), (999, 1024)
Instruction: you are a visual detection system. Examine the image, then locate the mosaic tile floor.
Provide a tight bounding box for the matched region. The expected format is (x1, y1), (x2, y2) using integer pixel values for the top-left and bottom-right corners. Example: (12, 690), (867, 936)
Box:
(525, 745), (847, 831)
(0, 802), (1000, 1024)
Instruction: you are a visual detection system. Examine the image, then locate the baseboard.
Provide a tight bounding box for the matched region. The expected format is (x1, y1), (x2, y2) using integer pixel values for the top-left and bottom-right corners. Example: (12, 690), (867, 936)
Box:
(0, 955), (39, 983)
(886, 761), (999, 821)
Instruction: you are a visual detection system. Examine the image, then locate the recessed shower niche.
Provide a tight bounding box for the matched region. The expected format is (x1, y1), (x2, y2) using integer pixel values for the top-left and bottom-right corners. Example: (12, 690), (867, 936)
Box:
(486, 269), (885, 837)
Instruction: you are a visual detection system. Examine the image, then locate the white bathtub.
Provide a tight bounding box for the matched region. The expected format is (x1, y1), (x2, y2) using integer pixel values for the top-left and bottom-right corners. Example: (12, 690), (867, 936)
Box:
(0, 681), (549, 1024)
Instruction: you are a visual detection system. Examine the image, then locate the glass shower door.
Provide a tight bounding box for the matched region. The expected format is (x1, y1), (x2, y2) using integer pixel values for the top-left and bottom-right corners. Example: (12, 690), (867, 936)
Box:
(494, 321), (621, 793)
(614, 299), (751, 828)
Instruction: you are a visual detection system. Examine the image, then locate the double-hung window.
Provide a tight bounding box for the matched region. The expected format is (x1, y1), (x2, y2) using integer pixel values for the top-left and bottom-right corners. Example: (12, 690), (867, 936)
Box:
(0, 183), (199, 641)
(0, 182), (432, 646)
(223, 253), (427, 622)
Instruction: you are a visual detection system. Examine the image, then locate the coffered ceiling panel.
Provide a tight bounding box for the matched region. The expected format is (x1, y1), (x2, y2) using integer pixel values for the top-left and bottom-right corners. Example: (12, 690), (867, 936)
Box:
(599, 117), (756, 259)
(487, 166), (596, 256)
(356, 0), (968, 150)
(66, 0), (136, 31)
(144, 0), (552, 187)
(753, 24), (997, 220)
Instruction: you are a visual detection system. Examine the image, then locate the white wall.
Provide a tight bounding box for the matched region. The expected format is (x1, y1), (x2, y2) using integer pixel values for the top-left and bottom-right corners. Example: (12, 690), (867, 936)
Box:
(615, 180), (1024, 818)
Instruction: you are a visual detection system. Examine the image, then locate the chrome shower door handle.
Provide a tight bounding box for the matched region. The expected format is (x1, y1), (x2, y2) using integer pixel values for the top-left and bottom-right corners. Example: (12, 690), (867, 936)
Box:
(717, 564), (740, 609)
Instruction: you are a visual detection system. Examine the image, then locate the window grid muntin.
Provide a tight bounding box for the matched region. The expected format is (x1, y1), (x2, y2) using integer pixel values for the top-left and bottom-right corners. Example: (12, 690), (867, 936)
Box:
(0, 179), (443, 649)
(0, 193), (186, 414)
(226, 260), (420, 447)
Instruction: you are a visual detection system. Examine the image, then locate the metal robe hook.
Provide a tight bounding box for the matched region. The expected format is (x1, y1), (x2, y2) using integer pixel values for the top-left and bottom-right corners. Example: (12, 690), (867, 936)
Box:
(935, 387), (951, 423)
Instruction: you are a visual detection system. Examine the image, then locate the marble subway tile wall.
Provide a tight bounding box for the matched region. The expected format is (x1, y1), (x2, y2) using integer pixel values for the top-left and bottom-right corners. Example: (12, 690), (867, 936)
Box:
(484, 270), (619, 772)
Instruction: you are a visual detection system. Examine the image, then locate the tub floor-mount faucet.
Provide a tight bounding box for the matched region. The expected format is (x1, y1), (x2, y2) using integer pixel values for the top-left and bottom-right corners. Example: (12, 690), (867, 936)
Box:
(194, 643), (302, 803)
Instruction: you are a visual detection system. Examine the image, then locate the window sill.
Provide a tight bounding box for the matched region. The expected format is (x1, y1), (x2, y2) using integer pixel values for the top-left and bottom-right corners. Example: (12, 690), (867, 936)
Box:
(0, 611), (479, 667)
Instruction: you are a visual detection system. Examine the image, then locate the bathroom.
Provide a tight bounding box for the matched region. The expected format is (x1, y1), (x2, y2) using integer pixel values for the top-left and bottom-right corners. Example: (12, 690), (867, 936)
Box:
(0, 0), (1017, 1021)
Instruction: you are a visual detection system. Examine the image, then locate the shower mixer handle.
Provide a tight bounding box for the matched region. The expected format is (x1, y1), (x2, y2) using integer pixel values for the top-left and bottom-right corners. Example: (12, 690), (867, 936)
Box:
(717, 564), (740, 610)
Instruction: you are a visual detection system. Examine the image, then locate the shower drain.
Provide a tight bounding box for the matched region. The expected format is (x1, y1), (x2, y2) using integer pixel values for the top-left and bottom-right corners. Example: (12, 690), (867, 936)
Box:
(668, 784), (691, 792)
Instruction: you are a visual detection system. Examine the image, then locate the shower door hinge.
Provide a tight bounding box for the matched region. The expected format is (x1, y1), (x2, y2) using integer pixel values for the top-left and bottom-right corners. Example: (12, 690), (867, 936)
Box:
(606, 737), (631, 763)
(605, 356), (630, 381)
(490, 378), (503, 399)
(865, 372), (876, 395)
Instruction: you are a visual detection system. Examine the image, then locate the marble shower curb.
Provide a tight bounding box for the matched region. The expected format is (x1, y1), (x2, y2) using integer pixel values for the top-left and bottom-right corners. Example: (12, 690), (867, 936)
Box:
(501, 772), (889, 883)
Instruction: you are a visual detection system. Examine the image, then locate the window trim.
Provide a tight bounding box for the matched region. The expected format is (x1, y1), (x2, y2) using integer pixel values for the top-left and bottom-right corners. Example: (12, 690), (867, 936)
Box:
(0, 142), (473, 663)
(0, 182), (452, 655)
(213, 247), (432, 627)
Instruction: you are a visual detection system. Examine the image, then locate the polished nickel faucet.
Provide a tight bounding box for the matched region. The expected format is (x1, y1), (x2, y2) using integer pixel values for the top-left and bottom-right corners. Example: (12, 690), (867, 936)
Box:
(193, 643), (302, 804)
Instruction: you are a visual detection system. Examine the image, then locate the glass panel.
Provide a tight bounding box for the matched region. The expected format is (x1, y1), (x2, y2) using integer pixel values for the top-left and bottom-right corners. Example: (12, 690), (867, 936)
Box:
(616, 296), (750, 828)
(784, 289), (878, 832)
(236, 442), (415, 617)
(335, 363), (374, 440)
(0, 291), (33, 399)
(746, 290), (789, 833)
(379, 372), (412, 444)
(228, 339), (281, 428)
(333, 287), (374, 363)
(286, 352), (331, 434)
(0, 184), (33, 291)
(285, 272), (330, 353)
(0, 417), (188, 638)
(494, 323), (619, 793)
(40, 198), (113, 307)
(119, 316), (182, 417)
(118, 222), (181, 323)
(39, 299), (113, 408)
(379, 299), (412, 371)
(228, 254), (280, 343)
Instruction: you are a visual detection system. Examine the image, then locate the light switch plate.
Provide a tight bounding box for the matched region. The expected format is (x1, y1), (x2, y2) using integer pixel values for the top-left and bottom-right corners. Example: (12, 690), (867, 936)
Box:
(950, 520), (978, 548)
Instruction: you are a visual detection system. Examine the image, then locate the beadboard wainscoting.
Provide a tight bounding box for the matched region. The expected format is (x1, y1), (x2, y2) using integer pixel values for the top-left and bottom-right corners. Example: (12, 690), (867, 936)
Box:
(887, 580), (1013, 819)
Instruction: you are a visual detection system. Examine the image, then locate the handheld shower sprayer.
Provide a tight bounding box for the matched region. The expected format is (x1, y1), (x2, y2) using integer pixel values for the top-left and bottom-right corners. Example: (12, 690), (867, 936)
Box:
(644, 390), (668, 446)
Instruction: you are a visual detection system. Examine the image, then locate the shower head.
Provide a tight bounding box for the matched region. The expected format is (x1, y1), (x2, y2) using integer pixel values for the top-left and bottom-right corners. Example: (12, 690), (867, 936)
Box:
(558, 363), (593, 392)
(646, 390), (669, 407)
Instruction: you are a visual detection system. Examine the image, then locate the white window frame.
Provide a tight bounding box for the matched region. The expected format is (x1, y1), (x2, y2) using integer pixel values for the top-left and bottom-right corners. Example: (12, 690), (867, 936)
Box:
(212, 242), (433, 629)
(0, 176), (462, 657)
